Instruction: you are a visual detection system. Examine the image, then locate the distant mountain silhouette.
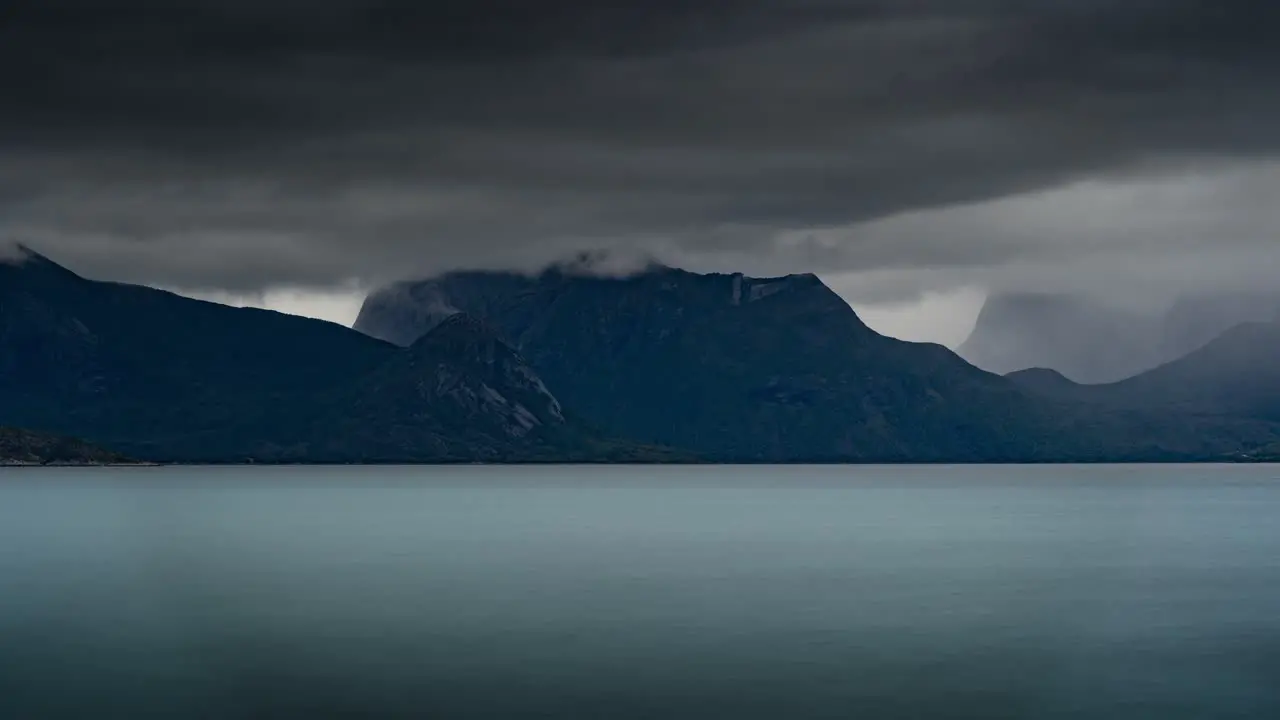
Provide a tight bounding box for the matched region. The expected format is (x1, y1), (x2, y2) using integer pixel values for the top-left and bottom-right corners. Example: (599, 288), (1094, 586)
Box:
(1161, 294), (1280, 360)
(961, 291), (1280, 383)
(1115, 321), (1280, 421)
(357, 265), (1280, 462)
(1004, 367), (1081, 395)
(1013, 321), (1280, 420)
(958, 293), (1162, 383)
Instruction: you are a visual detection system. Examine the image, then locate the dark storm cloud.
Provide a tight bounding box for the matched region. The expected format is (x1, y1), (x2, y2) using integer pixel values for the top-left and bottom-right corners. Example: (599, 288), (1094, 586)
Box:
(2, 0), (1279, 290)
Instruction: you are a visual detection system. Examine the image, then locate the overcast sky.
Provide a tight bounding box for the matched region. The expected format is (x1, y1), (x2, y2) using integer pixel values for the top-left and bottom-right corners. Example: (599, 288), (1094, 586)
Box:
(4, 1), (1279, 345)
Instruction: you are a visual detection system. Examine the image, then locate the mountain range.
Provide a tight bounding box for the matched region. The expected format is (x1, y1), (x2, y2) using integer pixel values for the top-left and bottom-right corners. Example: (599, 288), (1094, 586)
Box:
(3, 246), (1278, 463)
(960, 291), (1280, 383)
(0, 246), (658, 463)
(355, 265), (1280, 462)
(1009, 320), (1280, 423)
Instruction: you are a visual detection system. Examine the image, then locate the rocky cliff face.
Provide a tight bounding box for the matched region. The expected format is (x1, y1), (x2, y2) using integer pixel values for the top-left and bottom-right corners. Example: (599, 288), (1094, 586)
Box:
(308, 313), (582, 462)
(406, 312), (566, 435)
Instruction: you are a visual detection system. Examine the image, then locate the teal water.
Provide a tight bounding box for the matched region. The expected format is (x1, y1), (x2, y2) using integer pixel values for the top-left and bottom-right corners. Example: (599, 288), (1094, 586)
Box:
(2, 464), (1279, 719)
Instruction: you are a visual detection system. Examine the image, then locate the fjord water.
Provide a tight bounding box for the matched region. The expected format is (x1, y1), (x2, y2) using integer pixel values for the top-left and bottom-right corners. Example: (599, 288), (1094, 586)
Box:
(2, 466), (1279, 719)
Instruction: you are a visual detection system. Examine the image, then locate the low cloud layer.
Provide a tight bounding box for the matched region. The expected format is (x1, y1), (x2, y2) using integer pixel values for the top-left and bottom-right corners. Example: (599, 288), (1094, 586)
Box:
(3, 1), (1279, 303)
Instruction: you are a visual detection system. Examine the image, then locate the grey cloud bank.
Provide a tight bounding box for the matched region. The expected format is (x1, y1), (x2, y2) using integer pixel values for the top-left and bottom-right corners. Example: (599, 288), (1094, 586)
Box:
(2, 0), (1279, 307)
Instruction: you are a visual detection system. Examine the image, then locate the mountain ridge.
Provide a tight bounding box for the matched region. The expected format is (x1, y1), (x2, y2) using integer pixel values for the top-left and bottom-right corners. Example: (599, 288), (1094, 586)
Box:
(1008, 319), (1280, 424)
(356, 266), (1280, 463)
(960, 290), (1280, 383)
(0, 249), (628, 462)
(6, 248), (1278, 464)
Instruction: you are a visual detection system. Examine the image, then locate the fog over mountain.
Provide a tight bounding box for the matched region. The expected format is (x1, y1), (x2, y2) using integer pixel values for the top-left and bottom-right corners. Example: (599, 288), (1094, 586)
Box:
(1, 1), (1279, 339)
(959, 290), (1280, 383)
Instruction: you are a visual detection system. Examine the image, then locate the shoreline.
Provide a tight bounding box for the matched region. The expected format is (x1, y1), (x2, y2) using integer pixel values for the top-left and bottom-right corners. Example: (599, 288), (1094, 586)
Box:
(2, 459), (1276, 468)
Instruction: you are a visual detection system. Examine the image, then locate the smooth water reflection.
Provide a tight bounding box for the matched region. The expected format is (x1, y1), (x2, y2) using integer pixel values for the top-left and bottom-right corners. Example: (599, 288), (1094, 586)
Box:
(2, 464), (1279, 718)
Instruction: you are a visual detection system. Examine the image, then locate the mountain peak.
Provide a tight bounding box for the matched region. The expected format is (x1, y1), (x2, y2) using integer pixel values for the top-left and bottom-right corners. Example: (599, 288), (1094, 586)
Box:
(410, 312), (505, 355)
(0, 244), (84, 289)
(381, 312), (566, 437)
(1007, 366), (1074, 383)
(1006, 367), (1081, 395)
(3, 243), (51, 265)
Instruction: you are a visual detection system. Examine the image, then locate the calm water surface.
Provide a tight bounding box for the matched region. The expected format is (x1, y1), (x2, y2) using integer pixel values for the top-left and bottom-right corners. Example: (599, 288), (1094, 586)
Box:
(2, 464), (1279, 719)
